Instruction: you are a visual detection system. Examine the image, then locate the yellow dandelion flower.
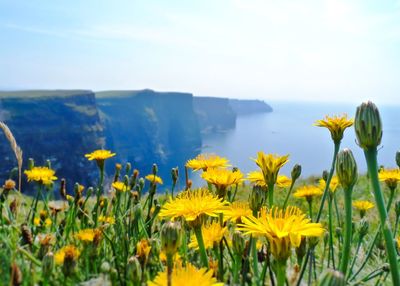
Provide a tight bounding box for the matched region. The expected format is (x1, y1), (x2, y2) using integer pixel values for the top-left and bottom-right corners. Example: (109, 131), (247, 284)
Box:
(24, 166), (57, 185)
(34, 217), (41, 226)
(294, 185), (323, 201)
(201, 168), (243, 192)
(112, 181), (129, 192)
(54, 245), (80, 265)
(237, 206), (324, 260)
(44, 218), (52, 227)
(186, 154), (230, 171)
(247, 170), (266, 187)
(98, 215), (115, 225)
(85, 149), (116, 161)
(378, 168), (400, 190)
(159, 189), (226, 223)
(159, 250), (181, 264)
(145, 174), (163, 185)
(222, 201), (252, 223)
(318, 176), (340, 193)
(252, 152), (289, 186)
(314, 114), (354, 143)
(188, 222), (227, 250)
(75, 229), (97, 242)
(276, 175), (292, 188)
(353, 200), (374, 212)
(149, 263), (223, 286)
(136, 239), (151, 260)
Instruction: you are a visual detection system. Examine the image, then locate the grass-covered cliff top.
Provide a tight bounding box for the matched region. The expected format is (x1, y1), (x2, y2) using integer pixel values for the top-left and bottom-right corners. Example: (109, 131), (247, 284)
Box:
(0, 90), (93, 99)
(95, 89), (192, 98)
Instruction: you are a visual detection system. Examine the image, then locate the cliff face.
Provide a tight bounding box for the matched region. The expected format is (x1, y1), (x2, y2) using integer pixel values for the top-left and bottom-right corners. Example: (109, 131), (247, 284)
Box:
(96, 90), (202, 182)
(193, 97), (236, 134)
(229, 99), (273, 115)
(0, 90), (104, 193)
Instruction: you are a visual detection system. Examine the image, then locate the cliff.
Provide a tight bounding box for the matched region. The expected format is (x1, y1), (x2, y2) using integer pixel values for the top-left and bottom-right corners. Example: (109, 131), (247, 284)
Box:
(229, 99), (273, 115)
(0, 90), (105, 193)
(193, 97), (236, 134)
(96, 90), (202, 183)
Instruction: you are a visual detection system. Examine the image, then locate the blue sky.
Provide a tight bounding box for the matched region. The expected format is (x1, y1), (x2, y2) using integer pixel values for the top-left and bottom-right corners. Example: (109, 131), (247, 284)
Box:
(1, 0), (400, 103)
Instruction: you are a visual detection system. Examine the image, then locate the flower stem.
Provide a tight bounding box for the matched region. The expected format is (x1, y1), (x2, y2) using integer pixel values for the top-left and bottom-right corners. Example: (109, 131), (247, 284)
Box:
(193, 225), (209, 268)
(328, 194), (336, 269)
(363, 148), (400, 285)
(268, 183), (275, 207)
(282, 181), (295, 209)
(167, 253), (173, 286)
(275, 260), (286, 286)
(250, 236), (259, 284)
(339, 186), (353, 276)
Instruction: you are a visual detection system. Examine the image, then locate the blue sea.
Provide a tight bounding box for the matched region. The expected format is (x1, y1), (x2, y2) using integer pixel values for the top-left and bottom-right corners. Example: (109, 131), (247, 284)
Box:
(191, 101), (400, 185)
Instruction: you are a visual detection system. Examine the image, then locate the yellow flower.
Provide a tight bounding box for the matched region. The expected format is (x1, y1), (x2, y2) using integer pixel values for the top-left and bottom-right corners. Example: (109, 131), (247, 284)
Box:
(44, 218), (52, 227)
(318, 176), (340, 193)
(188, 222), (227, 250)
(98, 215), (115, 225)
(247, 170), (266, 186)
(136, 239), (151, 260)
(222, 201), (252, 223)
(159, 189), (226, 224)
(34, 217), (41, 226)
(252, 152), (289, 186)
(112, 181), (129, 192)
(276, 175), (292, 188)
(186, 154), (230, 171)
(237, 206), (324, 260)
(159, 250), (181, 264)
(293, 185), (323, 201)
(3, 179), (16, 190)
(75, 229), (97, 242)
(54, 245), (80, 265)
(201, 168), (243, 190)
(353, 200), (374, 212)
(149, 263), (223, 286)
(378, 168), (400, 190)
(314, 114), (354, 143)
(145, 174), (163, 185)
(25, 166), (57, 185)
(85, 149), (116, 161)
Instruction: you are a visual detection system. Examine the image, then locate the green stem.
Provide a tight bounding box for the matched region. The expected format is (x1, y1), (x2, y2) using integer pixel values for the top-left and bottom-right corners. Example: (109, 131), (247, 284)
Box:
(282, 181), (295, 209)
(328, 194), (336, 269)
(233, 254), (242, 284)
(268, 183), (275, 207)
(340, 187), (353, 276)
(250, 236), (259, 284)
(276, 260), (286, 286)
(348, 237), (362, 279)
(316, 142), (340, 223)
(167, 253), (173, 286)
(308, 199), (313, 221)
(364, 148), (400, 285)
(193, 225), (209, 268)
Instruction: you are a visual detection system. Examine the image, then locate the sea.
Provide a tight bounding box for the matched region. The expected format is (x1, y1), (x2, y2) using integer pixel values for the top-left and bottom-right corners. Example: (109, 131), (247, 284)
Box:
(191, 101), (400, 185)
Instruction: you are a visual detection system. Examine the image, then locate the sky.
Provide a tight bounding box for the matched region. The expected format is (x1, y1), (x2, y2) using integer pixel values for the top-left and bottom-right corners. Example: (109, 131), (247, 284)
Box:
(1, 0), (400, 103)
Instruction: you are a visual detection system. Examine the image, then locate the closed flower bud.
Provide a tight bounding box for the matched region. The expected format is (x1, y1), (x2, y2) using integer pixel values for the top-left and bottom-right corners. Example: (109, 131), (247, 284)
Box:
(28, 158), (35, 170)
(232, 231), (246, 256)
(86, 187), (93, 197)
(20, 224), (33, 246)
(46, 159), (51, 169)
(322, 170), (329, 182)
(249, 185), (265, 213)
(291, 164), (302, 182)
(335, 227), (342, 239)
(133, 203), (143, 219)
(318, 269), (345, 286)
(160, 221), (181, 256)
(127, 256), (142, 284)
(336, 148), (358, 189)
(152, 163), (158, 175)
(100, 261), (111, 273)
(358, 219), (369, 238)
(171, 167), (179, 184)
(42, 252), (54, 276)
(59, 178), (66, 198)
(396, 152), (400, 169)
(295, 238), (307, 265)
(354, 101), (383, 150)
(10, 262), (22, 286)
(138, 178), (145, 190)
(125, 162), (131, 175)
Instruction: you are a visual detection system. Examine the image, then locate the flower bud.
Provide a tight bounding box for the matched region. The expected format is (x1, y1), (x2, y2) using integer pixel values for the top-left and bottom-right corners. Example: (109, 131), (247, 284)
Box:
(295, 238), (307, 265)
(10, 262), (23, 286)
(232, 231), (246, 256)
(152, 163), (158, 175)
(59, 178), (66, 199)
(249, 185), (264, 213)
(335, 227), (342, 239)
(336, 148), (358, 189)
(133, 203), (143, 219)
(138, 178), (145, 190)
(171, 167), (179, 185)
(20, 224), (33, 246)
(291, 164), (302, 182)
(396, 152), (400, 169)
(160, 221), (181, 256)
(322, 170), (329, 182)
(354, 101), (382, 150)
(28, 158), (35, 170)
(126, 256), (142, 284)
(100, 261), (111, 273)
(395, 200), (400, 218)
(358, 219), (369, 238)
(318, 269), (345, 286)
(86, 187), (93, 197)
(42, 252), (54, 276)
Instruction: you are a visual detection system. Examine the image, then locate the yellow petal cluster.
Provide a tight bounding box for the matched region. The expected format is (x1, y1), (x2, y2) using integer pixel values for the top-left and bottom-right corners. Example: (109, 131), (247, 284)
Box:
(201, 168), (243, 190)
(352, 200), (374, 212)
(314, 114), (354, 143)
(25, 166), (57, 185)
(75, 228), (98, 242)
(85, 149), (116, 161)
(318, 176), (340, 193)
(222, 201), (252, 223)
(149, 263), (223, 286)
(112, 181), (129, 192)
(145, 174), (163, 185)
(293, 185), (323, 200)
(54, 245), (80, 265)
(253, 152), (289, 186)
(378, 168), (400, 190)
(159, 189), (226, 223)
(189, 222), (227, 250)
(237, 206), (324, 260)
(186, 154), (230, 171)
(98, 215), (115, 225)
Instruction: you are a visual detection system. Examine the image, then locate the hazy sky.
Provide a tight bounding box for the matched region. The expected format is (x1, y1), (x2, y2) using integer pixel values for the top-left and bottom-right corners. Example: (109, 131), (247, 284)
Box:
(1, 0), (400, 103)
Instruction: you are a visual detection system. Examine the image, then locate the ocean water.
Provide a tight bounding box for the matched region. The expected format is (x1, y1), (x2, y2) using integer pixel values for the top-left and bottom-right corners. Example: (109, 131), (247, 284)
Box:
(191, 101), (400, 184)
